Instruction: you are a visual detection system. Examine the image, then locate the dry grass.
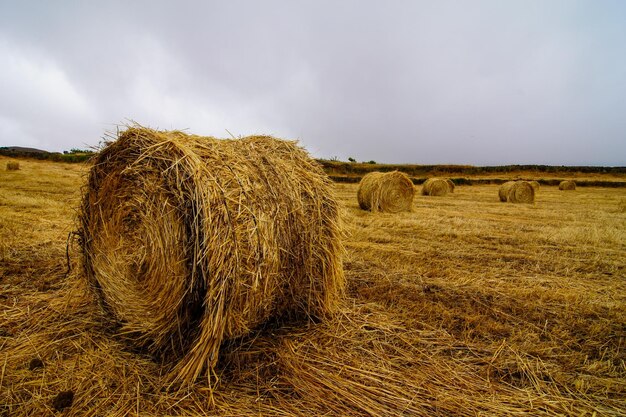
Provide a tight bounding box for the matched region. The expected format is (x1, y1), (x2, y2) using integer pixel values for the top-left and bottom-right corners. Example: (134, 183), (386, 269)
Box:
(6, 161), (20, 171)
(1, 156), (625, 416)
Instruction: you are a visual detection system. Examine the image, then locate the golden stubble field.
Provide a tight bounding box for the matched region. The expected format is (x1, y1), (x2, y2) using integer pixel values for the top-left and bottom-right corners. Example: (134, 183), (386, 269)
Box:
(1, 156), (625, 416)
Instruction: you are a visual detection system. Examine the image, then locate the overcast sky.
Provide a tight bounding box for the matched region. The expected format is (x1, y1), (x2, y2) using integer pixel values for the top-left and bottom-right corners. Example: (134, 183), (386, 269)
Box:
(1, 1), (625, 165)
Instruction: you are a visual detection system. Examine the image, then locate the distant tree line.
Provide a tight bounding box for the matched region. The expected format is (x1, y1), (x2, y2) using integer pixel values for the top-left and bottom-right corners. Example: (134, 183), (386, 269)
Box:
(0, 147), (95, 163)
(318, 159), (626, 176)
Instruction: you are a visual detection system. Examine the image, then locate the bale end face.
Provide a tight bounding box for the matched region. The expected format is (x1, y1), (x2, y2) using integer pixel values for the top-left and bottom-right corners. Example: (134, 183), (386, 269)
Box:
(559, 180), (576, 191)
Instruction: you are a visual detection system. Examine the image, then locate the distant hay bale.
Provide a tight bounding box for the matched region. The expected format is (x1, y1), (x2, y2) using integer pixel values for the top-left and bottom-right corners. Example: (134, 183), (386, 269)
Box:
(6, 161), (20, 170)
(499, 180), (535, 204)
(446, 179), (455, 193)
(357, 171), (414, 212)
(421, 178), (449, 196)
(498, 181), (515, 202)
(559, 180), (576, 190)
(80, 126), (345, 386)
(529, 180), (540, 191)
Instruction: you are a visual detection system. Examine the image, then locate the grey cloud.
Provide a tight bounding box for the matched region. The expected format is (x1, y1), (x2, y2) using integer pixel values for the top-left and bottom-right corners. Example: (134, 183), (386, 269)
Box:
(0, 0), (625, 165)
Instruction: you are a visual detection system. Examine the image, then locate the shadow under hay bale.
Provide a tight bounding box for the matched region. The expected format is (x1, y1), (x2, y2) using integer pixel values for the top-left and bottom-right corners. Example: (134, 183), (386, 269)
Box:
(499, 181), (535, 204)
(80, 126), (345, 386)
(357, 171), (414, 212)
(559, 180), (576, 190)
(421, 178), (449, 196)
(6, 161), (20, 170)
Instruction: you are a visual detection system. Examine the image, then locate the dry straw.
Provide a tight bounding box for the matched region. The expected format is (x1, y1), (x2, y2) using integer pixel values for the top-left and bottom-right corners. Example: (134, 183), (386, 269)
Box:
(529, 180), (540, 191)
(6, 161), (20, 170)
(559, 180), (576, 190)
(421, 177), (450, 196)
(79, 126), (345, 386)
(499, 181), (535, 204)
(357, 171), (414, 212)
(446, 179), (455, 193)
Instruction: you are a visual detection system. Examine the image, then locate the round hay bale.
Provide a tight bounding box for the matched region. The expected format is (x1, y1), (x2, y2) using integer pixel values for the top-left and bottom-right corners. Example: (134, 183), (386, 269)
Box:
(421, 178), (449, 196)
(445, 179), (455, 193)
(529, 180), (540, 191)
(499, 181), (535, 204)
(357, 171), (414, 212)
(6, 161), (20, 171)
(499, 181), (515, 202)
(559, 180), (576, 190)
(80, 126), (345, 385)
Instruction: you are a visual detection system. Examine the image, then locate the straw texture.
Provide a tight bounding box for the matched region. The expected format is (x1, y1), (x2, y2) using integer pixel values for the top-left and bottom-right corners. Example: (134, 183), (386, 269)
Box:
(357, 171), (415, 212)
(6, 161), (20, 170)
(421, 178), (449, 196)
(559, 180), (576, 190)
(446, 179), (455, 193)
(529, 180), (540, 191)
(79, 126), (345, 386)
(499, 181), (535, 204)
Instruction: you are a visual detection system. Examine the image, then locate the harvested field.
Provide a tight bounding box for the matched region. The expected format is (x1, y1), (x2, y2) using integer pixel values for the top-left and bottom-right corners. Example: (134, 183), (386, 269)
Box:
(1, 156), (625, 416)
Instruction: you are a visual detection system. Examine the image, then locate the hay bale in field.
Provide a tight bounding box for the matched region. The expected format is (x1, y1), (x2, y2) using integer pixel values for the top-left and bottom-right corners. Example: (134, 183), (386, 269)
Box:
(6, 161), (20, 170)
(559, 180), (576, 190)
(499, 180), (535, 204)
(445, 179), (455, 193)
(357, 171), (414, 212)
(421, 178), (449, 196)
(529, 180), (540, 191)
(80, 126), (345, 386)
(499, 181), (516, 202)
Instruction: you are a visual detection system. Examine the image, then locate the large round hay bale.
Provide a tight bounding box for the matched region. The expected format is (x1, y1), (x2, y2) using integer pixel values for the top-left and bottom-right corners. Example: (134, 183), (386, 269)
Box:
(357, 171), (414, 212)
(6, 161), (20, 170)
(559, 180), (576, 190)
(80, 126), (345, 385)
(499, 181), (535, 204)
(421, 178), (449, 196)
(529, 180), (540, 191)
(445, 179), (455, 193)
